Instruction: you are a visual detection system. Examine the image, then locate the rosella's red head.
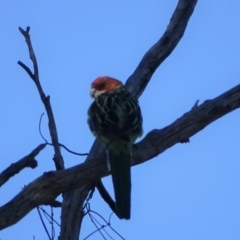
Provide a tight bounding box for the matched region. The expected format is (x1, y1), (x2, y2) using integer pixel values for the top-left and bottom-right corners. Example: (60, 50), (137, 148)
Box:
(90, 76), (123, 99)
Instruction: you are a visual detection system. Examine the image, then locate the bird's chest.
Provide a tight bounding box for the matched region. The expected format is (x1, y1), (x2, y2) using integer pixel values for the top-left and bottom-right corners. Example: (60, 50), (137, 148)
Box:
(88, 95), (130, 135)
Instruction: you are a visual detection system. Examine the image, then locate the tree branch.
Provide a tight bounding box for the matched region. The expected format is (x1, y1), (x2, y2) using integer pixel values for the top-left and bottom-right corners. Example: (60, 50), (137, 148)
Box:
(58, 1), (198, 239)
(0, 143), (46, 187)
(85, 0), (198, 225)
(18, 27), (64, 171)
(126, 0), (198, 98)
(1, 82), (239, 230)
(96, 179), (116, 214)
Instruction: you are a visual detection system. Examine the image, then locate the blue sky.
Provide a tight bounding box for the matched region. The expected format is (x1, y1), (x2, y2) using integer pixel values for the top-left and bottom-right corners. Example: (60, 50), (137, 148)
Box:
(0, 1), (240, 240)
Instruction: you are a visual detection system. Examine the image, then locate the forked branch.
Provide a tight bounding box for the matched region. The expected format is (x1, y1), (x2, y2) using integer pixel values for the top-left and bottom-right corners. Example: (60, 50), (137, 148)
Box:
(0, 82), (239, 230)
(18, 27), (64, 170)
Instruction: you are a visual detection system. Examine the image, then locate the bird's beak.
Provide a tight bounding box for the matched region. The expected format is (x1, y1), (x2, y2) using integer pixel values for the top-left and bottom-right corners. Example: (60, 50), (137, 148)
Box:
(90, 88), (96, 98)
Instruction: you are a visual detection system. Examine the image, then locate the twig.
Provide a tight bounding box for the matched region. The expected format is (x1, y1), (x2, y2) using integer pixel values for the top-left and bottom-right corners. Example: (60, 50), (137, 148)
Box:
(96, 180), (117, 215)
(18, 26), (64, 170)
(89, 210), (125, 240)
(37, 207), (52, 240)
(39, 113), (48, 143)
(51, 207), (55, 240)
(191, 100), (200, 110)
(83, 202), (125, 240)
(89, 213), (113, 240)
(0, 143), (46, 187)
(59, 143), (88, 156)
(39, 206), (61, 227)
(86, 203), (107, 240)
(39, 112), (88, 156)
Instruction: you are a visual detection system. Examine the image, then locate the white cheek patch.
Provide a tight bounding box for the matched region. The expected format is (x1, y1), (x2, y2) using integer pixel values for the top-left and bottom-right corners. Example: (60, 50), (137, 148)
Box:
(90, 88), (95, 98)
(94, 90), (106, 98)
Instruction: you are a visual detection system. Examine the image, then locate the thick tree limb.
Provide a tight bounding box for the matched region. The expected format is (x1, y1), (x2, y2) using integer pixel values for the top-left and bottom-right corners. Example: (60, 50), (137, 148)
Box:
(59, 186), (93, 240)
(59, 1), (198, 239)
(0, 143), (46, 187)
(88, 0), (198, 227)
(0, 82), (239, 230)
(18, 27), (64, 171)
(126, 0), (198, 98)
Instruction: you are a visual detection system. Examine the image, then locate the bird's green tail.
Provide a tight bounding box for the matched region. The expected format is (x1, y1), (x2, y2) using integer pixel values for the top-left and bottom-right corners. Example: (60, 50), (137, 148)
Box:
(107, 142), (131, 220)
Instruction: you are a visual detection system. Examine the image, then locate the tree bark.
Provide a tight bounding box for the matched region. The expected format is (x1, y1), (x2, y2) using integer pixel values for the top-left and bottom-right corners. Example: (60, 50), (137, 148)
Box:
(0, 82), (239, 231)
(59, 0), (198, 238)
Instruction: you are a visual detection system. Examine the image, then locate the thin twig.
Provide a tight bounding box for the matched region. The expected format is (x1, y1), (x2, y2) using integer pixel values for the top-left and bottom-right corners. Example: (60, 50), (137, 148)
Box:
(191, 99), (200, 110)
(39, 207), (61, 227)
(51, 207), (55, 240)
(37, 207), (52, 240)
(96, 180), (117, 215)
(86, 203), (107, 240)
(39, 113), (48, 143)
(39, 112), (88, 156)
(83, 195), (124, 240)
(18, 61), (34, 79)
(59, 143), (88, 156)
(90, 210), (125, 240)
(89, 213), (114, 240)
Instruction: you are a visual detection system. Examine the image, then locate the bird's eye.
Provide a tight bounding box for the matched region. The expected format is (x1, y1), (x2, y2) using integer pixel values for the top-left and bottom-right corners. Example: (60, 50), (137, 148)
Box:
(99, 82), (106, 88)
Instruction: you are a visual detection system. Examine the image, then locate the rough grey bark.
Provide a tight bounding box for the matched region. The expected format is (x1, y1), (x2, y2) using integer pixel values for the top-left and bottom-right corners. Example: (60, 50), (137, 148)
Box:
(60, 0), (198, 239)
(4, 0), (239, 239)
(0, 82), (239, 230)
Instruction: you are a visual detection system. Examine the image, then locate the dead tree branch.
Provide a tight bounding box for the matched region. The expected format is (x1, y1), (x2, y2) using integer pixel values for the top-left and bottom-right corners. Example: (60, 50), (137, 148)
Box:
(0, 82), (239, 230)
(59, 0), (198, 239)
(0, 143), (46, 187)
(18, 27), (64, 171)
(126, 0), (198, 97)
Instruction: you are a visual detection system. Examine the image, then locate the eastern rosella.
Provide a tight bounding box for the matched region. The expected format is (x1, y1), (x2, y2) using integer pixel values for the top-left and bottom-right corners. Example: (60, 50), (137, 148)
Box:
(87, 76), (143, 219)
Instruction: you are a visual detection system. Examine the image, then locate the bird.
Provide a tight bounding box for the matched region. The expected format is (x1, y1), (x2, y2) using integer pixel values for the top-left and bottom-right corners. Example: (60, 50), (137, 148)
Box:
(87, 76), (143, 219)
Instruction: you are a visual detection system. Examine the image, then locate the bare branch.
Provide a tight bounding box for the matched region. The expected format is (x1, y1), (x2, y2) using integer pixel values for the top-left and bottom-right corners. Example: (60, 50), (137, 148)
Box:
(0, 143), (46, 187)
(85, 0), (198, 225)
(38, 113), (88, 156)
(58, 144), (88, 156)
(126, 0), (198, 98)
(18, 27), (64, 170)
(1, 82), (239, 230)
(59, 1), (198, 238)
(96, 180), (116, 215)
(37, 207), (52, 240)
(17, 61), (34, 80)
(191, 99), (200, 110)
